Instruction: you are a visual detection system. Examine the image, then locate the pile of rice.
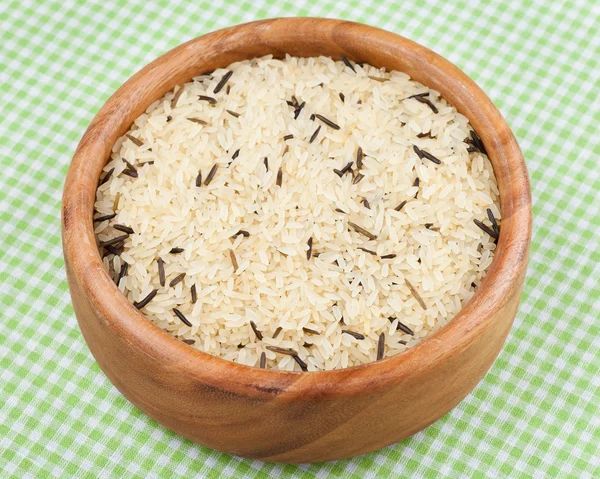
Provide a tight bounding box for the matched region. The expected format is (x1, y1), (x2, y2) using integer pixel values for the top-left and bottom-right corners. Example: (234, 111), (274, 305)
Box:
(94, 55), (500, 371)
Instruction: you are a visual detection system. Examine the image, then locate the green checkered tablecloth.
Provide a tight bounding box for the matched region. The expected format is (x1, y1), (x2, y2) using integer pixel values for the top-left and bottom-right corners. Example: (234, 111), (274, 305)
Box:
(1, 0), (598, 477)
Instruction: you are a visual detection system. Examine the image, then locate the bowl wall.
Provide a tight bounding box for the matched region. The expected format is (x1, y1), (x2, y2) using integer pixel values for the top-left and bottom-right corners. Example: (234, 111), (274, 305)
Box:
(62, 18), (531, 462)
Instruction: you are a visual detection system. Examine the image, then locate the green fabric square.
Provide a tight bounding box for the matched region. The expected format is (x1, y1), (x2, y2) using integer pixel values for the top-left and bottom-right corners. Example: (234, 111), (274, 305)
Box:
(1, 0), (598, 478)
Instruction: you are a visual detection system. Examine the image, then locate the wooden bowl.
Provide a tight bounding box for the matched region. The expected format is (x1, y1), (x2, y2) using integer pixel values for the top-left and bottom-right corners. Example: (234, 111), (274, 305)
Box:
(62, 18), (531, 463)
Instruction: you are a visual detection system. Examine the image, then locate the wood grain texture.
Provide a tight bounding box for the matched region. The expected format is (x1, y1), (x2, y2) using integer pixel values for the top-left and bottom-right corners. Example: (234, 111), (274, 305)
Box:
(62, 18), (532, 463)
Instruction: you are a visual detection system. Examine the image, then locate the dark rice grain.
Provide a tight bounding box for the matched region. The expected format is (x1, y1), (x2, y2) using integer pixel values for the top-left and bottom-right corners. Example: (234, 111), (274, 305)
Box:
(117, 262), (128, 286)
(250, 321), (263, 340)
(169, 272), (186, 288)
(100, 234), (129, 247)
(293, 355), (309, 371)
(173, 308), (192, 327)
(157, 257), (165, 287)
(348, 221), (377, 240)
(198, 95), (217, 104)
(377, 333), (385, 360)
(94, 213), (116, 223)
(213, 71), (233, 94)
(125, 134), (143, 147)
(474, 219), (499, 239)
(113, 224), (134, 234)
(342, 330), (365, 340)
(204, 164), (218, 186)
(99, 168), (114, 186)
(315, 114), (340, 130)
(133, 289), (158, 309)
(259, 352), (266, 369)
(309, 125), (321, 144)
(404, 279), (427, 310)
(340, 55), (356, 73)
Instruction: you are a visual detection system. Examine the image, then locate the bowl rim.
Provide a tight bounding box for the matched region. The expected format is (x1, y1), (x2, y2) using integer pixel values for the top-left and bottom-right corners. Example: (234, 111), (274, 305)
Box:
(62, 17), (531, 399)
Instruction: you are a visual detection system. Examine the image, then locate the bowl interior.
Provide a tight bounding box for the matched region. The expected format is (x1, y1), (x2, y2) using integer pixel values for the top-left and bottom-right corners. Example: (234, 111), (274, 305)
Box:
(63, 18), (531, 396)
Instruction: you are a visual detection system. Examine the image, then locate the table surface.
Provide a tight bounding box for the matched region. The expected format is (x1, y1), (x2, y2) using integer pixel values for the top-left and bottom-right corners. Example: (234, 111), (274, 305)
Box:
(1, 0), (599, 477)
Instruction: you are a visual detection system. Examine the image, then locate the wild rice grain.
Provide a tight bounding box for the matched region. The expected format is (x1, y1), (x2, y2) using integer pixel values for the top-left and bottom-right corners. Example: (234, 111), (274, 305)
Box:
(117, 262), (128, 285)
(272, 327), (283, 339)
(94, 213), (116, 222)
(233, 230), (250, 238)
(173, 308), (192, 327)
(226, 109), (240, 118)
(413, 145), (424, 159)
(157, 257), (165, 287)
(342, 330), (365, 340)
(340, 55), (356, 73)
(213, 71), (233, 94)
(309, 125), (321, 143)
(474, 219), (498, 239)
(487, 208), (500, 235)
(100, 234), (129, 247)
(133, 289), (158, 309)
(293, 354), (309, 371)
(171, 87), (184, 108)
(389, 317), (414, 335)
(470, 130), (487, 155)
(103, 244), (123, 257)
(169, 272), (186, 288)
(187, 117), (208, 125)
(283, 134), (294, 141)
(421, 150), (442, 165)
(250, 320), (263, 340)
(204, 164), (218, 186)
(380, 254), (397, 259)
(276, 167), (283, 187)
(266, 345), (297, 356)
(198, 95), (217, 104)
(315, 114), (340, 130)
(414, 96), (439, 113)
(405, 279), (427, 310)
(259, 352), (266, 368)
(99, 168), (114, 186)
(125, 134), (143, 147)
(114, 224), (134, 234)
(191, 284), (197, 304)
(294, 102), (305, 119)
(195, 171), (202, 187)
(395, 200), (408, 212)
(170, 247), (184, 254)
(122, 169), (138, 178)
(307, 237), (313, 260)
(229, 249), (239, 271)
(377, 332), (385, 360)
(302, 327), (320, 335)
(348, 221), (377, 240)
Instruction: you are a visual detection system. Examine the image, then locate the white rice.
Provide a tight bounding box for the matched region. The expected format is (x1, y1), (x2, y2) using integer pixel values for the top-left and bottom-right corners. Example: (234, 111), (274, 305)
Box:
(94, 55), (500, 371)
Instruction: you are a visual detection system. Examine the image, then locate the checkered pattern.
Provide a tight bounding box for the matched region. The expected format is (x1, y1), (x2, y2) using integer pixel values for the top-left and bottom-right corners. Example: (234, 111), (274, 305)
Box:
(1, 0), (599, 477)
